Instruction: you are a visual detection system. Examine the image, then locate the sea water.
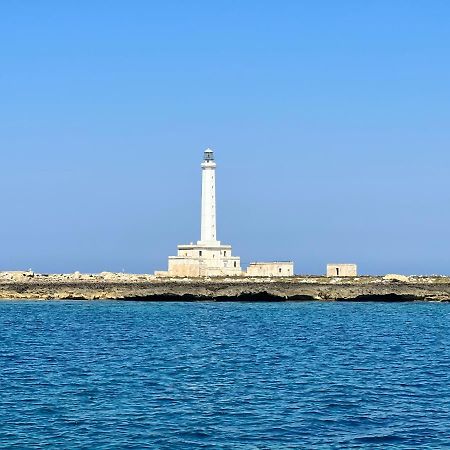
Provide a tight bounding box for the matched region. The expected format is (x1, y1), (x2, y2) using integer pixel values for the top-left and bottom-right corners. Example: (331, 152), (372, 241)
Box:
(0, 300), (449, 449)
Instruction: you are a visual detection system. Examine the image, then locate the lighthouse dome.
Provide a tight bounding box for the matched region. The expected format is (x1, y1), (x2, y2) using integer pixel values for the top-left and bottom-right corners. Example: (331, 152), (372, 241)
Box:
(204, 148), (214, 161)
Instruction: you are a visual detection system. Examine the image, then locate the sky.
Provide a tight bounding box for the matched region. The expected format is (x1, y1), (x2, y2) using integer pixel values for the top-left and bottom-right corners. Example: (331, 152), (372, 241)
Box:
(1, 1), (449, 275)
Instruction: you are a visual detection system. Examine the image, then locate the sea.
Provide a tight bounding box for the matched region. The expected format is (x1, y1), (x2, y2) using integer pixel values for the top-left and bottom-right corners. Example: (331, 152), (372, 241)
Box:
(0, 300), (449, 449)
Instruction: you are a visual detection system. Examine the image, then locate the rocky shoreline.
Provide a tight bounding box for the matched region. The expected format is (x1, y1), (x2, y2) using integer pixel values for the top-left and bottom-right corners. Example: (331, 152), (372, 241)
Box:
(0, 272), (449, 301)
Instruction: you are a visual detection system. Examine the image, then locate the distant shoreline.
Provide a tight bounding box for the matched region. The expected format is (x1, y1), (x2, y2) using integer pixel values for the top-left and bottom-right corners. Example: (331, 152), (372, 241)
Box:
(1, 272), (449, 301)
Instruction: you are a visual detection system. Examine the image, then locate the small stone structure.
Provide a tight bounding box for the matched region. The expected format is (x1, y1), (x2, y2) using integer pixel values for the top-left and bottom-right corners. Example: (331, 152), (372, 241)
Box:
(246, 262), (294, 277)
(327, 264), (357, 277)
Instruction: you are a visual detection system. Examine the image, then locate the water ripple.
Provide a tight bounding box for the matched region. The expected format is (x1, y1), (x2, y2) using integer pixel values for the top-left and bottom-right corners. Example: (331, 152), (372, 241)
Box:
(0, 301), (449, 448)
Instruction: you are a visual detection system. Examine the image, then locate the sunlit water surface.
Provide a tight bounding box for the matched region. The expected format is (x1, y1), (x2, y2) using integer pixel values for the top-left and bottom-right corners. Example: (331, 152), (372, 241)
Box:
(0, 301), (449, 449)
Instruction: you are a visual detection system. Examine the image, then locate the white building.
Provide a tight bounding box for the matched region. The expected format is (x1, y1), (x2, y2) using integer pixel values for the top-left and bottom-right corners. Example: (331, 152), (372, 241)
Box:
(327, 264), (358, 277)
(246, 262), (294, 277)
(157, 149), (242, 277)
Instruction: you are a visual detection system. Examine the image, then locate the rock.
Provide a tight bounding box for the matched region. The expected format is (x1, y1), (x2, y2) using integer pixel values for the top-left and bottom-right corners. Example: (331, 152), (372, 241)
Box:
(99, 272), (121, 281)
(1, 274), (450, 301)
(383, 274), (410, 282)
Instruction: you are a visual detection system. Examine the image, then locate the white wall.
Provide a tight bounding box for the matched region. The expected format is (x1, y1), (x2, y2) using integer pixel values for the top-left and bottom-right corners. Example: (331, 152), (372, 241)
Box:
(246, 262), (294, 277)
(327, 264), (357, 277)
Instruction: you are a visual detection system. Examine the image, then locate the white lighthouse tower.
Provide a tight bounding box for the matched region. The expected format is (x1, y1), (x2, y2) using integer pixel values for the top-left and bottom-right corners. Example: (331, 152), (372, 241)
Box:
(160, 148), (242, 277)
(199, 149), (218, 245)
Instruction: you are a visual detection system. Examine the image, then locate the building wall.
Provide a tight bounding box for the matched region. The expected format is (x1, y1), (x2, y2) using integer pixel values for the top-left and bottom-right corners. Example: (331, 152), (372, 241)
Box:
(246, 262), (294, 277)
(177, 246), (234, 262)
(327, 264), (357, 277)
(199, 261), (241, 276)
(163, 244), (242, 277)
(168, 258), (201, 277)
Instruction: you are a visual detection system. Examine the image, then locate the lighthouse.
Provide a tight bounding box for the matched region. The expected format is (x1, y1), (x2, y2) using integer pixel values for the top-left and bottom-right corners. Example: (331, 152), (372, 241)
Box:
(160, 149), (242, 277)
(154, 147), (295, 278)
(199, 149), (217, 245)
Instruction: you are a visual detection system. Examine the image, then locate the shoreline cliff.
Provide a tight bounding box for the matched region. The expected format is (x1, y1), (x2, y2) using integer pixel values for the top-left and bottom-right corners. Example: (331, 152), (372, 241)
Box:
(0, 272), (449, 301)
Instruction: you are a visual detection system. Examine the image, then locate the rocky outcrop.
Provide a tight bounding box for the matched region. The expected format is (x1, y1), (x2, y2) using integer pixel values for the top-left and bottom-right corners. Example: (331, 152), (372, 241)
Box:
(0, 273), (449, 301)
(383, 274), (410, 282)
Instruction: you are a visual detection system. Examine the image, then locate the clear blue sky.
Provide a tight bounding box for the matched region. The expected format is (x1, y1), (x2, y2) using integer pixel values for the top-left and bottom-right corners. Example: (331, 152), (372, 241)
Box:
(1, 1), (449, 275)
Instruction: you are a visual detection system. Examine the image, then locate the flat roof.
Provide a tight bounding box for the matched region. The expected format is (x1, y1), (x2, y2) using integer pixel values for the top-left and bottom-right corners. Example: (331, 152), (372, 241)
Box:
(327, 263), (357, 266)
(249, 261), (293, 265)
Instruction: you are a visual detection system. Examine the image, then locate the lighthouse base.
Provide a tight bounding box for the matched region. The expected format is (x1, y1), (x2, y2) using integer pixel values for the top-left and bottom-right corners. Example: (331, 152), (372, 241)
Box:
(157, 243), (242, 277)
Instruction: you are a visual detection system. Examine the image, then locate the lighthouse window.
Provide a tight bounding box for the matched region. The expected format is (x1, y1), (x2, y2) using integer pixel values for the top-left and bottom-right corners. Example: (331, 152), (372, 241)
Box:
(279, 268), (282, 273)
(224, 251), (227, 256)
(234, 262), (237, 268)
(199, 251), (202, 257)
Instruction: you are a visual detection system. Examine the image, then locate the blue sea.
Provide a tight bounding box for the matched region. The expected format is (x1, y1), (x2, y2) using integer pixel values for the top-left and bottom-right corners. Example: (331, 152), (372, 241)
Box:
(0, 301), (449, 449)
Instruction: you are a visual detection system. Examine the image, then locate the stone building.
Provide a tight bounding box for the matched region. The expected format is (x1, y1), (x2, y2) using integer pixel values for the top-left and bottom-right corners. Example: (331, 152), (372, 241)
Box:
(327, 264), (357, 277)
(246, 262), (294, 277)
(156, 149), (242, 277)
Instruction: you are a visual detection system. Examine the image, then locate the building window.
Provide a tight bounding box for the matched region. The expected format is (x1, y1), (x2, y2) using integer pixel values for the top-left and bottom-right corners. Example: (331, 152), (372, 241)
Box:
(199, 251), (202, 257)
(279, 268), (282, 273)
(224, 251), (227, 256)
(234, 262), (237, 268)
(336, 268), (340, 276)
